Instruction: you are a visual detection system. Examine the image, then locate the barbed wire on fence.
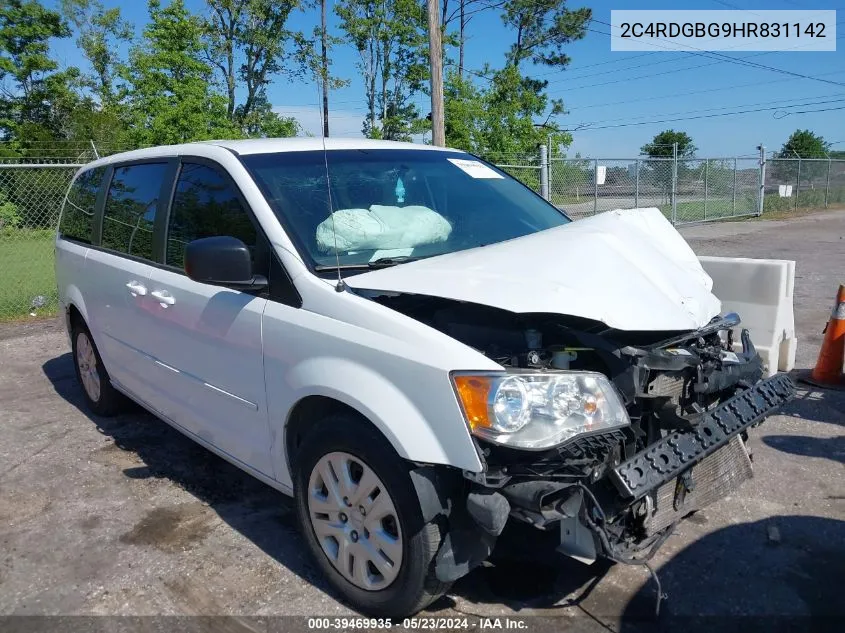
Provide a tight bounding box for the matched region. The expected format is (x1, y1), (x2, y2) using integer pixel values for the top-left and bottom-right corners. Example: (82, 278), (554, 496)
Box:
(0, 141), (142, 164)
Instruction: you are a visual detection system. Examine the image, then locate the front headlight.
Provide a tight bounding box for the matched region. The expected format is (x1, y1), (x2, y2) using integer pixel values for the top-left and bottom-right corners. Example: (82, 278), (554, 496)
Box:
(452, 371), (629, 450)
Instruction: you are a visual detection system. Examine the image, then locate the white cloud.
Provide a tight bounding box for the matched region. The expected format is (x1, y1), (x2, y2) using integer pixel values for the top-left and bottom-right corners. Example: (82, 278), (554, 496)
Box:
(273, 105), (365, 138)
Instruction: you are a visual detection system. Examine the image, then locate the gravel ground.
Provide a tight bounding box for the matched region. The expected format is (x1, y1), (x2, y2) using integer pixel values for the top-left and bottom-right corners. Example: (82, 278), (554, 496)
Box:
(1, 211), (843, 631)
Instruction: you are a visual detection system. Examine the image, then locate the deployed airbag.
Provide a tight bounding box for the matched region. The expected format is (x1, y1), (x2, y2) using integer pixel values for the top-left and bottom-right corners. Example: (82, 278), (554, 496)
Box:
(315, 205), (452, 252)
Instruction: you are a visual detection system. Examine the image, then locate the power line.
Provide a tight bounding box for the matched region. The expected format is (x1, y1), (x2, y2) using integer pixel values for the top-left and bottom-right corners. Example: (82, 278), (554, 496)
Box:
(565, 97), (845, 132)
(545, 52), (726, 92)
(540, 10), (842, 86)
(457, 20), (838, 94)
(566, 95), (845, 129)
(536, 51), (714, 84)
(562, 69), (845, 112)
(528, 52), (655, 79)
(541, 24), (842, 94)
(775, 104), (845, 116)
(590, 18), (845, 88)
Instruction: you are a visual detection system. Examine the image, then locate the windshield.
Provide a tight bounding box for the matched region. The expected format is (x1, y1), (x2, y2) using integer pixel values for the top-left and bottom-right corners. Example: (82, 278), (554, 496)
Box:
(240, 149), (570, 270)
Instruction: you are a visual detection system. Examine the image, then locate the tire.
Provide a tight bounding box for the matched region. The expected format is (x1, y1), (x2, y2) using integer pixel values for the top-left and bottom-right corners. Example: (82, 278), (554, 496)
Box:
(71, 320), (125, 417)
(293, 413), (450, 618)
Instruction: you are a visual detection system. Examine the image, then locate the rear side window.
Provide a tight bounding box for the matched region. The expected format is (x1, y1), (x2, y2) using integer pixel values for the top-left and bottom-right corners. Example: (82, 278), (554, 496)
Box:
(60, 167), (104, 243)
(101, 163), (168, 260)
(165, 163), (257, 268)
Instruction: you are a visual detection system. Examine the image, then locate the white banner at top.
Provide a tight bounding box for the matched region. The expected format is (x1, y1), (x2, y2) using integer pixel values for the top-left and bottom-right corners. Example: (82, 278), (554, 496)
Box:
(610, 10), (836, 52)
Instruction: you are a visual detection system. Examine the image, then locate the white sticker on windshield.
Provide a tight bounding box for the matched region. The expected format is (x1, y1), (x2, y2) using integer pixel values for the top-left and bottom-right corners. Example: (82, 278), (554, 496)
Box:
(447, 158), (504, 179)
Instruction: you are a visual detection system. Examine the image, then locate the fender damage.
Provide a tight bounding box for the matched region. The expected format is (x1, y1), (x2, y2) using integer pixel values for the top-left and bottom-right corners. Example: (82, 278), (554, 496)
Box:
(347, 208), (796, 583)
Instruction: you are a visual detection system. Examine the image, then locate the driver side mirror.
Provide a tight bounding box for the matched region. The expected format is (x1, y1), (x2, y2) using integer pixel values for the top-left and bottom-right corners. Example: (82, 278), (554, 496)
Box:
(184, 236), (268, 291)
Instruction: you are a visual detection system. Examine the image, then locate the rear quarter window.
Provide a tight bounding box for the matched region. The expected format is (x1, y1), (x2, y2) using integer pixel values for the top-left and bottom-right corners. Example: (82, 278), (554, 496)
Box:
(59, 167), (105, 243)
(101, 163), (168, 260)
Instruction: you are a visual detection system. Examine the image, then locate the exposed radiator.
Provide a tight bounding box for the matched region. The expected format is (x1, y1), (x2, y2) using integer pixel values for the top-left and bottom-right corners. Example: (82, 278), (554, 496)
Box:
(645, 435), (753, 535)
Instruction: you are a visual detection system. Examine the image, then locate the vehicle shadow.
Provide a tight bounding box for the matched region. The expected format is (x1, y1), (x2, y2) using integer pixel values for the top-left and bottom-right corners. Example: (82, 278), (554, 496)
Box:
(619, 515), (845, 631)
(41, 352), (332, 598)
(433, 520), (615, 615)
(781, 375), (845, 427)
(762, 435), (845, 464)
(439, 515), (845, 629)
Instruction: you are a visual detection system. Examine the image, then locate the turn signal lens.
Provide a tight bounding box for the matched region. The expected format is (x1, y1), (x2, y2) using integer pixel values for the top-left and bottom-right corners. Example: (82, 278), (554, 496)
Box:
(453, 375), (493, 430)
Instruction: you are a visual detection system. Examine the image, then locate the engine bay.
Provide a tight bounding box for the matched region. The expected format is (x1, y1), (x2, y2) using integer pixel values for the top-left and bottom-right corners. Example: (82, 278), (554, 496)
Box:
(363, 291), (764, 423)
(361, 291), (774, 554)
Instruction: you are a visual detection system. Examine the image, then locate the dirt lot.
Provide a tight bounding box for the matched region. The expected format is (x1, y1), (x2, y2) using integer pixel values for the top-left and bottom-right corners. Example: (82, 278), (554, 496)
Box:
(1, 211), (844, 630)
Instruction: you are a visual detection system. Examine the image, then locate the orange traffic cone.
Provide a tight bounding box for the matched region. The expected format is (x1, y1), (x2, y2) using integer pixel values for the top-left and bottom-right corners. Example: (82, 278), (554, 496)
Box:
(803, 284), (845, 390)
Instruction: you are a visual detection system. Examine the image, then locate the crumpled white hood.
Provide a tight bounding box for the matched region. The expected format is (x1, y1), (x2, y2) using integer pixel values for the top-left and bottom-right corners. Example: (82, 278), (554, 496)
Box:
(346, 208), (722, 331)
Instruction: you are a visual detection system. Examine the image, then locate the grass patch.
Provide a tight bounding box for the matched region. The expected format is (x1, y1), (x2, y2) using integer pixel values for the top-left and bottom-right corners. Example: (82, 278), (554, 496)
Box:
(0, 230), (58, 321)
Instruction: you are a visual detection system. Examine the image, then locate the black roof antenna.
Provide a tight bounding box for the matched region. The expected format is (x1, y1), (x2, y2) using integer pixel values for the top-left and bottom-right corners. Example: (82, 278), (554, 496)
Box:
(316, 81), (346, 292)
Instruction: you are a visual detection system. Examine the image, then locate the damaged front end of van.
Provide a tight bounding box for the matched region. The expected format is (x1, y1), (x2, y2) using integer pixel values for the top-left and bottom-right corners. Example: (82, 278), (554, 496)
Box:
(348, 207), (796, 583)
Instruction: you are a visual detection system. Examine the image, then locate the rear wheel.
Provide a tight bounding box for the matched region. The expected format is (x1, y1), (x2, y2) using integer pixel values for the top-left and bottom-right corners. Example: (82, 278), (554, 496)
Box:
(293, 413), (450, 618)
(71, 321), (124, 416)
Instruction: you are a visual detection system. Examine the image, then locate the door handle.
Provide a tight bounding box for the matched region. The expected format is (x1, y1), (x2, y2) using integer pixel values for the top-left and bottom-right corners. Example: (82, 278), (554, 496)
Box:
(125, 280), (147, 296)
(151, 290), (175, 307)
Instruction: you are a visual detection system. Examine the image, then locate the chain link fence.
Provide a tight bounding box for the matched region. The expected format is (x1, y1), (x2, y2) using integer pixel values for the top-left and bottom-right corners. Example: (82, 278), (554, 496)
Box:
(486, 153), (544, 194)
(0, 163), (82, 320)
(764, 158), (845, 213)
(539, 156), (761, 222)
(494, 150), (845, 224)
(0, 142), (137, 320)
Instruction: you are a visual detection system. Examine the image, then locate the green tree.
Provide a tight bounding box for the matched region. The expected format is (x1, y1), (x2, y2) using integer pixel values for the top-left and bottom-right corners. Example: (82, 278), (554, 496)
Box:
(775, 129), (832, 185)
(124, 0), (238, 145)
(203, 0), (302, 137)
(63, 99), (133, 151)
(501, 0), (591, 69)
(641, 130), (697, 158)
(640, 130), (696, 201)
(441, 0), (500, 78)
(336, 0), (428, 140)
(777, 129), (830, 159)
(443, 70), (485, 150)
(293, 8), (349, 137)
(60, 0), (131, 106)
(444, 66), (571, 159)
(236, 94), (299, 138)
(0, 0), (79, 143)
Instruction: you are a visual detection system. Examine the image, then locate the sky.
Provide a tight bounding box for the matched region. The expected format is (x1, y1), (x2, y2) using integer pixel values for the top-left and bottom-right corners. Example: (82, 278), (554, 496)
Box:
(44, 0), (845, 158)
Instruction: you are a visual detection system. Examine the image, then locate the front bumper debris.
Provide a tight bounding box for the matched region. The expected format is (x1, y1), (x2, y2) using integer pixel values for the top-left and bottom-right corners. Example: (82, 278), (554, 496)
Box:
(611, 373), (796, 499)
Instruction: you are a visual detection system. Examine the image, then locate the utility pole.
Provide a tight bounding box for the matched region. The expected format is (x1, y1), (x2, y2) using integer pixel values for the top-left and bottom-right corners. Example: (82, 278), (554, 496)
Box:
(427, 0), (445, 146)
(321, 0), (330, 137)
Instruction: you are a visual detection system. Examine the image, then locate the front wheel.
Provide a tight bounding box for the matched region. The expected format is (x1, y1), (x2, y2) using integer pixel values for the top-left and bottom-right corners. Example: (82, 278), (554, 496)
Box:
(293, 413), (450, 618)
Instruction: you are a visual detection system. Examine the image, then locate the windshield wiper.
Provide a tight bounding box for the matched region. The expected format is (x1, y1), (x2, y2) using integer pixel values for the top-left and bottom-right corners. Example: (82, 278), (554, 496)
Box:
(367, 255), (422, 268)
(313, 255), (426, 273)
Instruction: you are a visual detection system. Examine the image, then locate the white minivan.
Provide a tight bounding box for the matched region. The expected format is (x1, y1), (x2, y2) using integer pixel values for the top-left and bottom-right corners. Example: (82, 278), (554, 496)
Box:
(55, 139), (793, 617)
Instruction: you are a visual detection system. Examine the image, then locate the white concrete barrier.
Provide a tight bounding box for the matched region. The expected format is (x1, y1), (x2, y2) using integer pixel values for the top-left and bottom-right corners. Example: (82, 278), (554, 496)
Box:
(699, 256), (797, 377)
